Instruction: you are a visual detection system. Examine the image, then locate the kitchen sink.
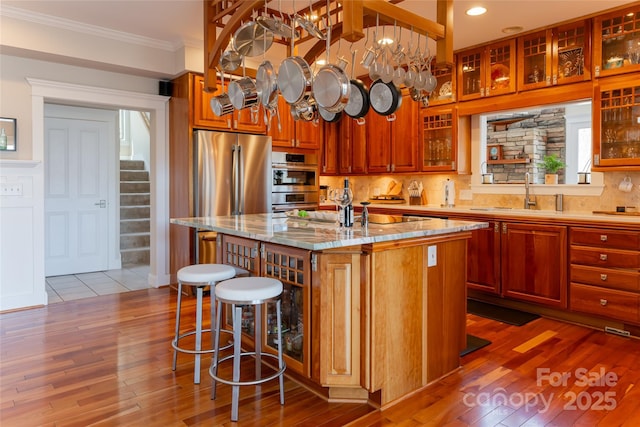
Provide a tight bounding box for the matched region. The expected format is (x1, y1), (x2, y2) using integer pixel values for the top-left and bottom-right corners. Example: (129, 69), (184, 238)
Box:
(469, 206), (513, 211)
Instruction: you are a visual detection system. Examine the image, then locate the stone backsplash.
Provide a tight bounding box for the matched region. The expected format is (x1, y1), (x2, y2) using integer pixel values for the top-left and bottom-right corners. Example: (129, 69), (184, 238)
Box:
(321, 171), (640, 213)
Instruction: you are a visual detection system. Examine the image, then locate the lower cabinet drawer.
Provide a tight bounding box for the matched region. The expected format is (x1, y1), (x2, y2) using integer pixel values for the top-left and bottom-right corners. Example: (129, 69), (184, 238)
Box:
(571, 246), (640, 269)
(571, 264), (640, 292)
(570, 283), (640, 324)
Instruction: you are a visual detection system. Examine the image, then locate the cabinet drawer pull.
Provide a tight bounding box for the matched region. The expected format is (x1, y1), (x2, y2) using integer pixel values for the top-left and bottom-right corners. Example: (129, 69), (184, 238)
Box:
(600, 299), (608, 306)
(600, 274), (608, 281)
(600, 235), (608, 242)
(600, 254), (608, 261)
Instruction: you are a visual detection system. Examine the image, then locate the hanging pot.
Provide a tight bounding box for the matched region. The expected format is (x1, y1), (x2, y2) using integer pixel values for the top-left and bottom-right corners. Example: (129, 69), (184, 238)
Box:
(233, 21), (274, 57)
(291, 97), (318, 122)
(345, 50), (370, 119)
(256, 15), (299, 39)
(319, 106), (342, 122)
(278, 56), (313, 105)
(210, 70), (234, 117)
(369, 79), (402, 116)
(256, 60), (278, 108)
(219, 49), (242, 72)
(313, 64), (351, 113)
(227, 77), (259, 110)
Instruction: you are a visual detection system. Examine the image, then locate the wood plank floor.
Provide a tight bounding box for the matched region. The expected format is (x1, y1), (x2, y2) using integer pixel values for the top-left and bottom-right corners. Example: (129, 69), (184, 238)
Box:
(2, 288), (640, 426)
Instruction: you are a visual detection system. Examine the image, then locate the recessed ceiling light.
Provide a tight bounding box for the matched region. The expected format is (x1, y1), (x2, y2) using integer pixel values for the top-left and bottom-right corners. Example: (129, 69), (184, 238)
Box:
(316, 59), (327, 66)
(502, 26), (524, 34)
(466, 6), (487, 16)
(378, 37), (394, 46)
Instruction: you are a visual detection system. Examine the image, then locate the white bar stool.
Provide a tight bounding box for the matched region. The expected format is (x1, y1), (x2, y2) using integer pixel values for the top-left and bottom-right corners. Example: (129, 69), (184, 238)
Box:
(209, 277), (286, 422)
(172, 263), (237, 384)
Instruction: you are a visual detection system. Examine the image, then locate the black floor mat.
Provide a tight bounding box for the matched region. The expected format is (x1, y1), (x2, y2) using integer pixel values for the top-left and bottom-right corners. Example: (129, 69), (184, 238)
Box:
(467, 299), (540, 326)
(460, 334), (491, 357)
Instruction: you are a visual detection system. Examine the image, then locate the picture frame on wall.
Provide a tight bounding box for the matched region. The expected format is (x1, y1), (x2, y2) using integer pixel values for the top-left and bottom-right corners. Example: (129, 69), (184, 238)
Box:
(0, 117), (17, 151)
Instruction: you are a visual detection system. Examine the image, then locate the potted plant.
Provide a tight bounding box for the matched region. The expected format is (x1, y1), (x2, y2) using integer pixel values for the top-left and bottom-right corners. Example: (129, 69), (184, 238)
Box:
(540, 154), (566, 184)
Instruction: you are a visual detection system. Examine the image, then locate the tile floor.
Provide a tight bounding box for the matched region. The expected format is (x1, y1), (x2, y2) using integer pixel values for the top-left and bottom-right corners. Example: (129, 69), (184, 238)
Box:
(46, 264), (152, 304)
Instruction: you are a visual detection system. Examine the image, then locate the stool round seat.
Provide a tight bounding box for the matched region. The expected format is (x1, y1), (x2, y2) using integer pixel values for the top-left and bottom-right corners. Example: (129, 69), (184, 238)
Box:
(215, 277), (283, 303)
(231, 266), (251, 277)
(172, 263), (238, 384)
(177, 264), (236, 284)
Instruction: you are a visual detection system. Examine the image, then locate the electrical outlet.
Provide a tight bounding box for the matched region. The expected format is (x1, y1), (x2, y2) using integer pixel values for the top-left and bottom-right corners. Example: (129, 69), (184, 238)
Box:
(427, 245), (437, 267)
(1, 183), (23, 196)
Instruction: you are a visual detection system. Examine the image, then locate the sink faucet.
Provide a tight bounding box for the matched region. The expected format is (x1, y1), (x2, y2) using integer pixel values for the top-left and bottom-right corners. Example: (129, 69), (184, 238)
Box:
(524, 172), (536, 209)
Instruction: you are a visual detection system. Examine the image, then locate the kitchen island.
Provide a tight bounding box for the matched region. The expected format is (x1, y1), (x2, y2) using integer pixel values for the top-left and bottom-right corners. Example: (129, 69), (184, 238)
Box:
(171, 213), (488, 408)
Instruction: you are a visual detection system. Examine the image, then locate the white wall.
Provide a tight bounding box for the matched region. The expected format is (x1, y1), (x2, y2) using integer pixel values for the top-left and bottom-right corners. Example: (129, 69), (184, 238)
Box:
(0, 54), (170, 311)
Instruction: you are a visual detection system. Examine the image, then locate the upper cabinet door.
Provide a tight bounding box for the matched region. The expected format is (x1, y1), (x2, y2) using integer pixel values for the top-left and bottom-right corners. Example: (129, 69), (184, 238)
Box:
(518, 21), (591, 92)
(193, 75), (232, 130)
(457, 40), (516, 101)
(553, 20), (591, 86)
(457, 47), (484, 101)
(518, 29), (553, 91)
(485, 39), (516, 97)
(594, 6), (640, 78)
(428, 61), (456, 106)
(420, 107), (457, 172)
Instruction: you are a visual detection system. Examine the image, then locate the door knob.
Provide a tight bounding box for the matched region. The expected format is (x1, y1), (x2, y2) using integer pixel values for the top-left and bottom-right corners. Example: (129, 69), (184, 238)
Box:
(94, 200), (107, 208)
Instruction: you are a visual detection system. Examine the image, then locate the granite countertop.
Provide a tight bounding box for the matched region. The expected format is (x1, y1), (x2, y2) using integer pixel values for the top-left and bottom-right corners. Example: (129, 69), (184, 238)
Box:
(171, 213), (488, 251)
(327, 203), (640, 226)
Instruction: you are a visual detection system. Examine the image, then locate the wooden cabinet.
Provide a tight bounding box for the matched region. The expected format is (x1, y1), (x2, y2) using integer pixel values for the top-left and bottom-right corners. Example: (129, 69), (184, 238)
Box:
(321, 116), (367, 175)
(317, 249), (362, 388)
(366, 90), (419, 173)
(517, 20), (591, 91)
(261, 243), (312, 377)
(593, 74), (640, 168)
(594, 5), (640, 78)
(216, 236), (312, 377)
(501, 222), (568, 308)
(192, 74), (265, 134)
(570, 227), (640, 324)
(268, 95), (322, 149)
(420, 106), (457, 171)
(427, 61), (456, 106)
(458, 217), (567, 308)
(457, 39), (516, 101)
(466, 220), (501, 295)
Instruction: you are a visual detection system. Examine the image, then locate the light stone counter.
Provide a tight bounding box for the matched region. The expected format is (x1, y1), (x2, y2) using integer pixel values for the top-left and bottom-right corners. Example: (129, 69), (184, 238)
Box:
(356, 204), (640, 227)
(171, 213), (488, 251)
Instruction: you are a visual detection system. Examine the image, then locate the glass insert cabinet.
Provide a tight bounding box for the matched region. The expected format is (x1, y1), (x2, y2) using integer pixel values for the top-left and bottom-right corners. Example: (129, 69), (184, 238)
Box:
(421, 107), (457, 171)
(218, 235), (311, 376)
(594, 75), (640, 167)
(594, 6), (640, 78)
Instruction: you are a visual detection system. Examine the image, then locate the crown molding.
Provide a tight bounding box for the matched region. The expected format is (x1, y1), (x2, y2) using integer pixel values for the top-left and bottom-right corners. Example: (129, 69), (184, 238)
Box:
(1, 4), (180, 51)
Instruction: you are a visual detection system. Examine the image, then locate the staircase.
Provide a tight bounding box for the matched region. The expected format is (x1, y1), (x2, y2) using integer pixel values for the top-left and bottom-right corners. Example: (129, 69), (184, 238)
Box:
(120, 160), (150, 265)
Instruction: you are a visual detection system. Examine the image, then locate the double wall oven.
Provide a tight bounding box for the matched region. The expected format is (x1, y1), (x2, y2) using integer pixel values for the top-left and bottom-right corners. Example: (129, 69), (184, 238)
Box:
(271, 152), (319, 212)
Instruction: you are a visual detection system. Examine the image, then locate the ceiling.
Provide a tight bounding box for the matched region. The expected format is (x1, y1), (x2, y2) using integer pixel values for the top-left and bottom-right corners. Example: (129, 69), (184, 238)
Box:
(2, 0), (634, 77)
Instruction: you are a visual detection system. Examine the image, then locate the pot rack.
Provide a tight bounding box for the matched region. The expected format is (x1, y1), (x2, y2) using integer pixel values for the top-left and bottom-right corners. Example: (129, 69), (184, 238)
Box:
(204, 0), (453, 92)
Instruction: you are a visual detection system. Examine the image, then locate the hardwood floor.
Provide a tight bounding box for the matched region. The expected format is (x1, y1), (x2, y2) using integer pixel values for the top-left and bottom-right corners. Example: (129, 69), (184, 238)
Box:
(2, 288), (640, 426)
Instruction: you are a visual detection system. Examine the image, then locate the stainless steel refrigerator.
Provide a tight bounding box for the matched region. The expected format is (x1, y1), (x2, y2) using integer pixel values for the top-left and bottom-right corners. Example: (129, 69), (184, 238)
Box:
(194, 130), (272, 217)
(193, 130), (271, 264)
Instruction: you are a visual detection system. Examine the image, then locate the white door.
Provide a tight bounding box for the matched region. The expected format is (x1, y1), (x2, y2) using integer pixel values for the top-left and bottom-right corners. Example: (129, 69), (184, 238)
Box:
(44, 105), (118, 276)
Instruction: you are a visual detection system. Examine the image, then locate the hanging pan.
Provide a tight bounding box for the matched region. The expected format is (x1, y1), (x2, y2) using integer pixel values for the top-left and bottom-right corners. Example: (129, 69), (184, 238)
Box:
(344, 48), (370, 119)
(312, 1), (350, 113)
(233, 21), (274, 57)
(319, 106), (342, 123)
(369, 79), (402, 116)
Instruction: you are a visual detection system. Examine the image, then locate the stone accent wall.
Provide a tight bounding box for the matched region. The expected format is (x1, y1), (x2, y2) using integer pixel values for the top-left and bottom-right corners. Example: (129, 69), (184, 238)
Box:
(486, 108), (566, 183)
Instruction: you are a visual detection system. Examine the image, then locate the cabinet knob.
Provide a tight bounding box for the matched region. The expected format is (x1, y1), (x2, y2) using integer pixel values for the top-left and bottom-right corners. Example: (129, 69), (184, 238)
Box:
(600, 299), (608, 306)
(600, 274), (608, 281)
(502, 223), (507, 234)
(481, 87), (486, 97)
(600, 254), (608, 261)
(494, 223), (500, 233)
(600, 235), (608, 242)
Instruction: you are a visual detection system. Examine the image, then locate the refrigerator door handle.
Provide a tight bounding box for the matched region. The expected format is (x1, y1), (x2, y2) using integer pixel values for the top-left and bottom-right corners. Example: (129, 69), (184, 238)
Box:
(231, 144), (240, 214)
(237, 144), (245, 214)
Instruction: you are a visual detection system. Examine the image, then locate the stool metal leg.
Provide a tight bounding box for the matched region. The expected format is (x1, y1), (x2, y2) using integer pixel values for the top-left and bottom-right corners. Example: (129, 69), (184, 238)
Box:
(194, 286), (204, 384)
(172, 281), (183, 371)
(254, 304), (262, 379)
(210, 299), (223, 400)
(276, 299), (285, 405)
(231, 304), (242, 421)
